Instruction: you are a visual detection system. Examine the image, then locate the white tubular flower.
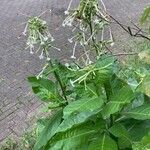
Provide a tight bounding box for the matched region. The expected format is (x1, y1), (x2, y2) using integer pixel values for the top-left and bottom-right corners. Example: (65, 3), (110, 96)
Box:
(71, 41), (78, 59)
(43, 36), (48, 41)
(30, 45), (34, 54)
(79, 23), (86, 31)
(39, 49), (44, 59)
(40, 41), (45, 45)
(68, 35), (77, 43)
(98, 9), (108, 21)
(51, 37), (55, 42)
(71, 41), (77, 59)
(82, 45), (92, 65)
(68, 38), (73, 43)
(65, 63), (70, 67)
(89, 60), (93, 64)
(109, 27), (114, 47)
(51, 45), (61, 51)
(72, 27), (76, 32)
(62, 13), (76, 27)
(36, 64), (48, 79)
(70, 79), (75, 87)
(42, 20), (46, 25)
(47, 32), (55, 41)
(45, 50), (51, 61)
(110, 42), (115, 47)
(22, 23), (28, 36)
(46, 57), (51, 61)
(71, 55), (76, 59)
(94, 19), (99, 24)
(64, 0), (73, 15)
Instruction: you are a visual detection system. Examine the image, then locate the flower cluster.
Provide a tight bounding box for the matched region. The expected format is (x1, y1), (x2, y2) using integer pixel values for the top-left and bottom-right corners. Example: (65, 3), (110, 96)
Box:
(62, 0), (114, 64)
(24, 17), (60, 60)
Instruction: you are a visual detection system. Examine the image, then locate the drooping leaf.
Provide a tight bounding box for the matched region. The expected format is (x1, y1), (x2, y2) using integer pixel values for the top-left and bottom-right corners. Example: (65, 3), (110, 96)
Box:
(28, 76), (63, 102)
(109, 123), (132, 149)
(102, 85), (134, 119)
(63, 97), (104, 119)
(48, 121), (102, 150)
(88, 133), (118, 150)
(34, 110), (63, 150)
(122, 104), (150, 120)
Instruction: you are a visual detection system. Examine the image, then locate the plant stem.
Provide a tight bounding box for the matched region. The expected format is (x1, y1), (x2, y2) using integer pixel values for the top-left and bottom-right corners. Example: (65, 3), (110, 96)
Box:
(104, 81), (115, 127)
(89, 12), (99, 55)
(49, 60), (68, 102)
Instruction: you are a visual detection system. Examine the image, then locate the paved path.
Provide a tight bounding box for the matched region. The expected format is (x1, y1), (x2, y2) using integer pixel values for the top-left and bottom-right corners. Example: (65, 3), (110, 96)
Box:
(0, 0), (149, 142)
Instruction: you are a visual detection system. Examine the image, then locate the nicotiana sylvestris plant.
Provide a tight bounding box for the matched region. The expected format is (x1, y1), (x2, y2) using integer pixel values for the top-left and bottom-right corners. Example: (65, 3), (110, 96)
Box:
(24, 0), (150, 150)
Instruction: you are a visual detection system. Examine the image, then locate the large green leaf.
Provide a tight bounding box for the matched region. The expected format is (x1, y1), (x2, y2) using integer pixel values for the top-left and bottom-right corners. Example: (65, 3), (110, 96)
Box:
(56, 110), (105, 133)
(34, 110), (63, 150)
(63, 97), (104, 119)
(102, 85), (134, 119)
(48, 121), (102, 150)
(122, 104), (150, 120)
(28, 76), (63, 102)
(109, 123), (132, 149)
(88, 133), (118, 150)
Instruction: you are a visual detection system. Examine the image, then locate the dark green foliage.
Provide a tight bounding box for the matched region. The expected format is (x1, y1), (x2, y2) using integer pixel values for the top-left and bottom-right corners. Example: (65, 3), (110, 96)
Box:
(28, 55), (150, 150)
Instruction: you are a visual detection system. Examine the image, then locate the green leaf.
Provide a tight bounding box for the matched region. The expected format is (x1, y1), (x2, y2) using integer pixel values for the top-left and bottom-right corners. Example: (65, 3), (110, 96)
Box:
(95, 55), (115, 83)
(142, 132), (150, 147)
(74, 83), (99, 99)
(122, 119), (150, 141)
(123, 104), (150, 120)
(140, 5), (150, 24)
(132, 132), (150, 150)
(28, 76), (63, 102)
(49, 121), (102, 150)
(102, 85), (134, 119)
(109, 123), (131, 149)
(63, 97), (104, 119)
(34, 110), (63, 150)
(57, 110), (105, 133)
(88, 133), (118, 150)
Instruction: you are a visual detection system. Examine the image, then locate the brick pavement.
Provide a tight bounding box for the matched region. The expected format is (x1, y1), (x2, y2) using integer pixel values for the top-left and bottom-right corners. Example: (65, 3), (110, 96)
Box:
(0, 0), (149, 143)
